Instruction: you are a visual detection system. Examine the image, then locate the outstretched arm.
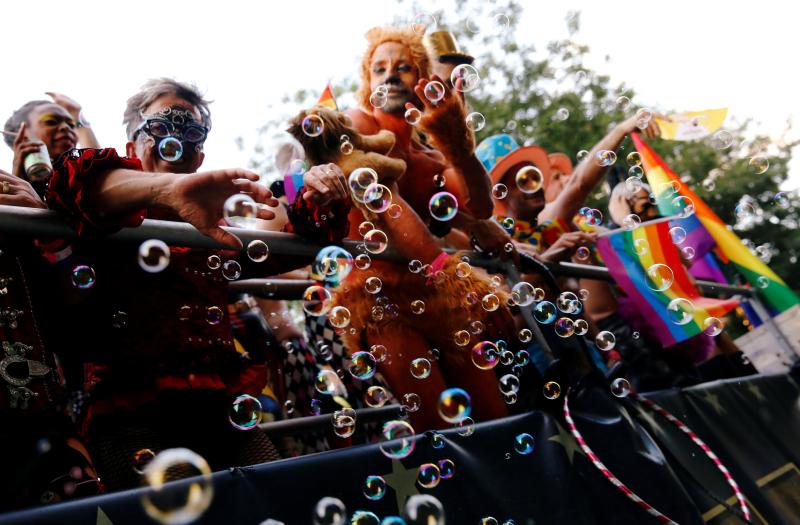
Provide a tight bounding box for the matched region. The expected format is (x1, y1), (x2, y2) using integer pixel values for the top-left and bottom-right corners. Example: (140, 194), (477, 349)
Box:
(46, 92), (100, 149)
(539, 112), (664, 224)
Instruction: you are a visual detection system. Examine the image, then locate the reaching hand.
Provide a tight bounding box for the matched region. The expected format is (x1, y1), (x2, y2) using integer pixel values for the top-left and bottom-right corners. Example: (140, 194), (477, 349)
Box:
(11, 123), (46, 180)
(164, 169), (278, 248)
(619, 111), (668, 140)
(470, 218), (520, 266)
(302, 163), (348, 206)
(0, 169), (46, 209)
(406, 75), (475, 155)
(540, 231), (596, 263)
(45, 92), (82, 119)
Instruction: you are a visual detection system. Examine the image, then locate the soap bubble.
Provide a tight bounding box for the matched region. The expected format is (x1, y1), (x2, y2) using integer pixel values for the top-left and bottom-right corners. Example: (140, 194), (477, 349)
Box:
(711, 130), (734, 149)
(132, 448), (156, 475)
(492, 183), (508, 199)
(542, 381), (561, 400)
(499, 373), (520, 394)
(646, 264), (674, 292)
(626, 152), (642, 166)
(138, 239), (170, 273)
(158, 137), (183, 162)
(553, 108), (570, 121)
(379, 420), (416, 459)
(223, 194), (259, 228)
(595, 331), (616, 351)
(364, 183), (393, 213)
(403, 494), (444, 525)
(410, 357), (432, 379)
(556, 291), (581, 314)
(141, 448), (213, 525)
(302, 285), (333, 316)
(595, 150), (617, 167)
(315, 369), (339, 395)
(423, 81), (446, 103)
(246, 240), (269, 262)
(313, 497), (346, 525)
(481, 293), (500, 312)
(625, 176), (643, 194)
(328, 306), (351, 328)
(417, 463), (441, 489)
(332, 408), (356, 438)
(573, 318), (589, 336)
(222, 260), (241, 280)
(228, 394), (261, 430)
(404, 107), (422, 125)
(365, 386), (389, 408)
(514, 433), (535, 455)
(301, 114), (324, 137)
(438, 459), (455, 479)
(533, 301), (557, 324)
(349, 168), (379, 203)
(429, 191), (459, 221)
(510, 282), (536, 306)
(554, 317), (574, 338)
(438, 388), (471, 423)
(363, 475), (386, 501)
(465, 112), (486, 131)
(681, 246), (696, 260)
(471, 341), (500, 370)
(515, 166), (544, 193)
(365, 276), (383, 294)
(671, 196), (695, 218)
(71, 265), (96, 289)
(703, 316), (724, 336)
(634, 238), (649, 256)
(349, 351), (377, 380)
(610, 378), (631, 398)
(616, 96), (631, 110)
(623, 213), (641, 230)
(757, 275), (770, 289)
(669, 226), (687, 245)
(749, 155), (769, 175)
(451, 64), (480, 92)
(355, 254), (371, 270)
(666, 298), (695, 325)
(364, 229), (388, 254)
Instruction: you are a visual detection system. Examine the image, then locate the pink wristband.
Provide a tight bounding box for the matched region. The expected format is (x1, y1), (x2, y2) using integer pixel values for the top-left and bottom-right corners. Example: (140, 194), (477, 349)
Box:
(426, 252), (450, 285)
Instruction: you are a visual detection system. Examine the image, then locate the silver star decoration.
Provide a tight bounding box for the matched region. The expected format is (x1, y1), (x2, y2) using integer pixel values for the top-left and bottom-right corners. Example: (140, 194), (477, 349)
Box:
(96, 507), (114, 525)
(382, 459), (420, 512)
(701, 392), (726, 415)
(635, 406), (667, 437)
(548, 420), (584, 464)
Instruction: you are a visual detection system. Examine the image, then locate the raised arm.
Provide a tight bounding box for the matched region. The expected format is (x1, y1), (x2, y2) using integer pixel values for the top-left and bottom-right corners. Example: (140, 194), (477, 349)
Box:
(46, 92), (101, 149)
(539, 112), (663, 224)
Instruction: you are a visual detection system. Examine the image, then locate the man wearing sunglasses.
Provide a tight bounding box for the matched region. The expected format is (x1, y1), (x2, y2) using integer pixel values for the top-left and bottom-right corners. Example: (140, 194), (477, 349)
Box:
(38, 78), (350, 491)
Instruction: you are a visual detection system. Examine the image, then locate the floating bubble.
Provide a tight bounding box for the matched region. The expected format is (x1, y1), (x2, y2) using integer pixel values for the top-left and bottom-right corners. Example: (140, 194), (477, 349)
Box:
(328, 306), (351, 328)
(634, 238), (649, 256)
(349, 351), (377, 381)
(222, 260), (241, 280)
(669, 226), (687, 245)
(364, 229), (388, 254)
(510, 282), (535, 306)
(407, 299), (425, 315)
(451, 64), (481, 92)
(410, 12), (436, 33)
(417, 463), (441, 489)
(533, 301), (557, 324)
(411, 357), (432, 379)
(455, 261), (472, 278)
(403, 494), (444, 525)
(223, 194), (259, 228)
(458, 112), (486, 135)
(205, 306), (224, 325)
(701, 178), (716, 191)
(364, 183), (393, 213)
(666, 298), (695, 325)
(380, 420), (416, 459)
(178, 305), (192, 321)
(735, 202), (756, 222)
(315, 369), (339, 395)
(554, 108), (570, 121)
(573, 318), (589, 336)
(453, 329), (471, 346)
(132, 448), (156, 474)
(302, 285), (333, 316)
(625, 176), (643, 194)
(490, 12), (511, 34)
(408, 259), (423, 273)
(656, 181), (681, 199)
(332, 408), (356, 438)
(423, 81), (446, 103)
(456, 417), (475, 436)
(381, 517), (406, 525)
(491, 183), (509, 200)
(628, 165), (644, 179)
(518, 328), (532, 343)
(749, 155), (769, 175)
(575, 246), (591, 261)
(471, 341), (500, 370)
(611, 378), (631, 398)
(388, 203), (403, 219)
(514, 433), (535, 455)
(623, 213), (641, 230)
(206, 255), (221, 270)
(141, 448), (213, 525)
(481, 293), (500, 312)
(515, 165), (544, 194)
(228, 394), (261, 430)
(543, 381), (561, 400)
(349, 168), (379, 203)
(757, 275), (770, 289)
(436, 459), (455, 480)
(340, 140), (354, 155)
(595, 150), (617, 167)
(481, 519), (499, 525)
(556, 291), (581, 314)
(616, 96), (631, 110)
(301, 114), (324, 137)
(364, 276), (383, 295)
(158, 137), (183, 162)
(246, 240), (269, 263)
(138, 239), (170, 273)
(626, 152), (642, 166)
(369, 90), (388, 109)
(681, 246), (696, 260)
(438, 388), (471, 423)
(774, 191), (791, 209)
(355, 254), (371, 270)
(112, 310), (128, 329)
(404, 107), (422, 125)
(429, 191), (458, 221)
(351, 511), (380, 525)
(672, 196), (695, 218)
(365, 386), (389, 408)
(576, 149), (589, 161)
(500, 217), (515, 230)
(499, 373), (520, 394)
(363, 475), (386, 501)
(402, 393), (421, 413)
(313, 497), (346, 525)
(554, 318), (574, 338)
(595, 331), (616, 351)
(711, 130), (734, 150)
(703, 316), (724, 336)
(71, 265), (96, 289)
(646, 264), (674, 292)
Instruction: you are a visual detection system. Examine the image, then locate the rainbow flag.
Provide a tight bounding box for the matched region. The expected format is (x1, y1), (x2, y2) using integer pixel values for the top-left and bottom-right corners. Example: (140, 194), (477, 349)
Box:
(597, 219), (739, 347)
(318, 83), (338, 110)
(631, 133), (799, 313)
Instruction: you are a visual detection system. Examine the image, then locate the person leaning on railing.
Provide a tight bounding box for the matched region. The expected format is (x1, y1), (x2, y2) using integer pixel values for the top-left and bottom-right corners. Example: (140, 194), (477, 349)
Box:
(36, 78), (352, 491)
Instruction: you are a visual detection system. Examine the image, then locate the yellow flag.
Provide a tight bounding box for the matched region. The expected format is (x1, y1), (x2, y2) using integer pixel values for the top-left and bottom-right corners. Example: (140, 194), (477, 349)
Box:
(655, 108), (727, 141)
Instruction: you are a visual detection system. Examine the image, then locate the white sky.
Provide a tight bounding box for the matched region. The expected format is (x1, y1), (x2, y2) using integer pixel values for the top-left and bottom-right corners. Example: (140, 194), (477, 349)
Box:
(2, 0), (798, 188)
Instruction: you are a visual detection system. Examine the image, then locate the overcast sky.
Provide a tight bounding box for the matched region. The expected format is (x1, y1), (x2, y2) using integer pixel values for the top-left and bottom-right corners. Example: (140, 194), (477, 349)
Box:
(2, 0), (798, 189)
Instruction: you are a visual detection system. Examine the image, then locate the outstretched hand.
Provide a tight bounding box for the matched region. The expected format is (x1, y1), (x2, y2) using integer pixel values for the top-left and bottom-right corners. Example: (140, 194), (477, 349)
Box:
(540, 231), (596, 263)
(45, 92), (82, 119)
(406, 75), (475, 156)
(165, 169), (278, 248)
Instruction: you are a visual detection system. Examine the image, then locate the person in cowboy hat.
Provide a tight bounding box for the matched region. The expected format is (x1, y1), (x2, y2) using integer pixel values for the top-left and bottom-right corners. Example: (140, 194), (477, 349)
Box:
(423, 30), (475, 87)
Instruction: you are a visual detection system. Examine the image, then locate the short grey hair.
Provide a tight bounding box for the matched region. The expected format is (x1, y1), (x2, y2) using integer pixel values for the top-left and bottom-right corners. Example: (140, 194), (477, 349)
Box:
(123, 78), (212, 140)
(3, 100), (50, 148)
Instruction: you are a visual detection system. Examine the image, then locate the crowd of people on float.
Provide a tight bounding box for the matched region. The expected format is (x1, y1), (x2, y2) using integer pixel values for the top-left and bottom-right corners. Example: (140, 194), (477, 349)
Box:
(0, 26), (756, 510)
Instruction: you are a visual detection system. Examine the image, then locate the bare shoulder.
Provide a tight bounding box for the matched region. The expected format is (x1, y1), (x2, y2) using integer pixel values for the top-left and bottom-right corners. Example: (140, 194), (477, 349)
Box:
(344, 108), (380, 134)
